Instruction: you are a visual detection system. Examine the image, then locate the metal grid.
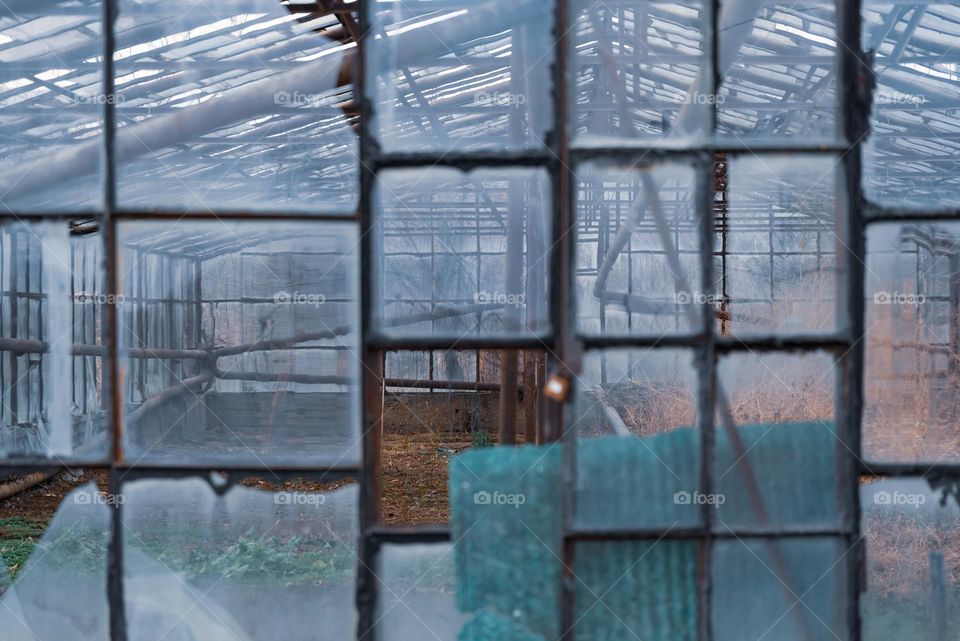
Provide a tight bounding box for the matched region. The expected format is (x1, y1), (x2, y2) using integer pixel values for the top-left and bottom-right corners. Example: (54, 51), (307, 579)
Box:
(0, 0), (957, 639)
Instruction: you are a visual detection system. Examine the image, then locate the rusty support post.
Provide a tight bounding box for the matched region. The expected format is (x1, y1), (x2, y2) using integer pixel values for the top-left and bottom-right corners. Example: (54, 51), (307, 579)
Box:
(523, 350), (538, 445)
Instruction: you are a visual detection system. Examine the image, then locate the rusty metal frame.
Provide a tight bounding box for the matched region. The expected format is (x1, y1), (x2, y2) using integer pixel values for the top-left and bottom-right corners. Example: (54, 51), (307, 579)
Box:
(2, 0), (959, 639)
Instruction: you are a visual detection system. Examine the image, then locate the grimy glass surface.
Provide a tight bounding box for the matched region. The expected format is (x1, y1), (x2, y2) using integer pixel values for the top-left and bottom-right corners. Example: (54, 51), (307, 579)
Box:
(862, 3), (960, 209)
(114, 0), (358, 212)
(121, 477), (358, 641)
(860, 478), (960, 641)
(575, 161), (703, 337)
(715, 0), (839, 146)
(368, 0), (554, 153)
(572, 348), (701, 530)
(118, 220), (360, 466)
(715, 351), (839, 528)
(0, 220), (108, 461)
(0, 2), (104, 213)
(376, 543), (464, 640)
(373, 167), (551, 340)
(719, 154), (843, 336)
(864, 222), (960, 464)
(570, 0), (711, 148)
(0, 0), (958, 639)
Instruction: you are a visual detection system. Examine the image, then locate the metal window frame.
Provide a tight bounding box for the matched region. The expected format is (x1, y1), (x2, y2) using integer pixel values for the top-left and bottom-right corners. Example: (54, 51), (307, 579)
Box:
(356, 1), (874, 640)
(0, 0), (957, 639)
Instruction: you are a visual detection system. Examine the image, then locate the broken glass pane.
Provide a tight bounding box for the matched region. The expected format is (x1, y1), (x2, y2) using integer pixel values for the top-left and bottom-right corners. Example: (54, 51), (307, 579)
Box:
(0, 221), (109, 461)
(715, 351), (839, 528)
(718, 155), (843, 336)
(716, 0), (838, 145)
(862, 3), (960, 209)
(573, 349), (702, 529)
(712, 537), (849, 641)
(575, 161), (704, 337)
(861, 478), (959, 641)
(864, 223), (960, 463)
(368, 0), (554, 153)
(570, 0), (711, 148)
(374, 167), (551, 340)
(122, 477), (357, 641)
(0, 1), (103, 212)
(118, 221), (359, 466)
(575, 540), (699, 641)
(450, 445), (562, 641)
(0, 482), (110, 640)
(114, 0), (358, 213)
(377, 543), (466, 640)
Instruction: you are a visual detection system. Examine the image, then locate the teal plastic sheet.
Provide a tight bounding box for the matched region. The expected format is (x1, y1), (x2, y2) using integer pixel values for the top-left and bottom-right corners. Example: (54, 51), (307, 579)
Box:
(451, 422), (837, 640)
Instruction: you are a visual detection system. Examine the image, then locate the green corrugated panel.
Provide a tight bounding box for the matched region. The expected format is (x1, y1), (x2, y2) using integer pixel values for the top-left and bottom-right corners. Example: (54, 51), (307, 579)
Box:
(450, 445), (562, 640)
(716, 421), (836, 527)
(575, 540), (699, 641)
(450, 422), (836, 640)
(576, 427), (702, 529)
(458, 609), (549, 641)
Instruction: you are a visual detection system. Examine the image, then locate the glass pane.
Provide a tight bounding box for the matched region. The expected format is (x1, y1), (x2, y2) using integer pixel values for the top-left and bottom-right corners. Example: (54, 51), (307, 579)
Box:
(0, 221), (108, 461)
(575, 161), (703, 337)
(717, 155), (843, 336)
(0, 1), (103, 212)
(862, 3), (960, 209)
(118, 221), (359, 466)
(570, 1), (711, 148)
(377, 543), (465, 641)
(0, 483), (110, 640)
(861, 478), (959, 641)
(712, 537), (849, 641)
(716, 0), (838, 145)
(368, 0), (553, 153)
(864, 222), (960, 463)
(575, 540), (699, 641)
(122, 477), (357, 641)
(115, 0), (358, 212)
(573, 349), (702, 529)
(715, 351), (839, 528)
(373, 167), (551, 340)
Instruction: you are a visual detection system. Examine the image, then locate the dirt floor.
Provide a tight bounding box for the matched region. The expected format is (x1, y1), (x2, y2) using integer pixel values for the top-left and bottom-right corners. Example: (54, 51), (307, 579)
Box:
(0, 391), (513, 576)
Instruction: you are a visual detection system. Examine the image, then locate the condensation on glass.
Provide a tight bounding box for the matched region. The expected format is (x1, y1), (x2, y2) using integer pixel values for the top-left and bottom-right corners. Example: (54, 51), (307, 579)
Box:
(862, 3), (960, 209)
(0, 2), (104, 212)
(375, 543), (464, 640)
(120, 477), (358, 641)
(864, 222), (960, 463)
(860, 478), (958, 641)
(570, 0), (711, 148)
(572, 348), (701, 529)
(575, 161), (704, 337)
(0, 220), (108, 460)
(367, 0), (554, 152)
(372, 167), (551, 340)
(715, 350), (839, 528)
(118, 221), (360, 466)
(716, 0), (839, 146)
(114, 0), (358, 212)
(719, 154), (844, 336)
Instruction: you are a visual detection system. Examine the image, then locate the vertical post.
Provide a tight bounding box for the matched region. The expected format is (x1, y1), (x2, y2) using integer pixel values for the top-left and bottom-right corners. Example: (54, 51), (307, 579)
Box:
(102, 0), (126, 639)
(930, 551), (947, 641)
(715, 151), (729, 336)
(523, 350), (537, 445)
(357, 1), (382, 639)
(8, 230), (18, 427)
(498, 349), (518, 444)
(498, 20), (528, 446)
(948, 254), (958, 381)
